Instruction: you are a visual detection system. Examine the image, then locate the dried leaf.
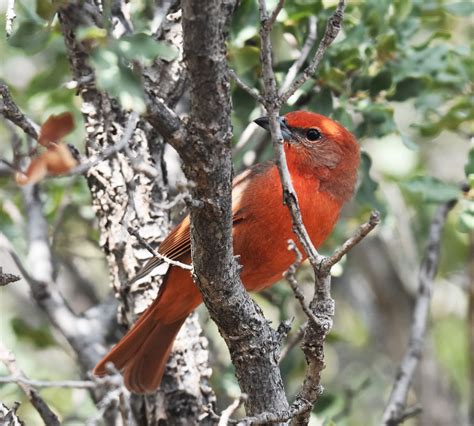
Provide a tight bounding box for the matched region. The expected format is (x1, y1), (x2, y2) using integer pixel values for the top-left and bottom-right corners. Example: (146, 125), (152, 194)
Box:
(16, 156), (48, 185)
(45, 144), (78, 175)
(38, 112), (75, 147)
(16, 144), (78, 185)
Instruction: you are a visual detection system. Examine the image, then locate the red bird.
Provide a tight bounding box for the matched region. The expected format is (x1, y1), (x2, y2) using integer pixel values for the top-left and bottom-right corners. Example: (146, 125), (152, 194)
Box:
(94, 111), (360, 393)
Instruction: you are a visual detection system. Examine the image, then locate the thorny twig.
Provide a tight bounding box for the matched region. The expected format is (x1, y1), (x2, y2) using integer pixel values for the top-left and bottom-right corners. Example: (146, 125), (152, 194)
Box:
(382, 199), (457, 425)
(0, 342), (60, 426)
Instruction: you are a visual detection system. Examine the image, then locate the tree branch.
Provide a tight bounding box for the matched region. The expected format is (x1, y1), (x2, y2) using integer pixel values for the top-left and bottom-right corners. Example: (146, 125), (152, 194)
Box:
(0, 342), (60, 426)
(279, 16), (317, 95)
(0, 266), (20, 286)
(65, 112), (139, 176)
(229, 69), (265, 104)
(0, 376), (96, 389)
(181, 0), (289, 416)
(382, 199), (457, 425)
(0, 185), (111, 372)
(279, 0), (346, 105)
(5, 0), (16, 38)
(0, 401), (23, 426)
(256, 1), (378, 424)
(0, 82), (39, 140)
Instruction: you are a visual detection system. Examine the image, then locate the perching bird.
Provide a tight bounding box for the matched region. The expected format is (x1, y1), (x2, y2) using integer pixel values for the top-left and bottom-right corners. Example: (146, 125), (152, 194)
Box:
(93, 111), (360, 393)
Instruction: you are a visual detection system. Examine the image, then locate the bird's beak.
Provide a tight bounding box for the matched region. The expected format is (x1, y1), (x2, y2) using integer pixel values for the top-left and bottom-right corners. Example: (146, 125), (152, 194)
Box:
(254, 116), (293, 141)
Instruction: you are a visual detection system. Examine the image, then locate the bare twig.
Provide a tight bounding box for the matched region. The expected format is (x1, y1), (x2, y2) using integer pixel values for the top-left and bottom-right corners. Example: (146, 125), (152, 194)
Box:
(145, 93), (184, 148)
(256, 1), (376, 423)
(279, 16), (317, 95)
(127, 226), (193, 271)
(0, 185), (110, 373)
(65, 112), (139, 176)
(321, 210), (381, 275)
(0, 376), (96, 389)
(382, 199), (457, 425)
(237, 398), (313, 425)
(333, 377), (371, 422)
(5, 0), (16, 38)
(229, 69), (265, 104)
(290, 212), (379, 425)
(218, 394), (247, 426)
(0, 343), (60, 426)
(0, 267), (20, 286)
(285, 240), (320, 326)
(268, 0), (285, 28)
(0, 82), (40, 139)
(279, 322), (307, 363)
(279, 0), (346, 106)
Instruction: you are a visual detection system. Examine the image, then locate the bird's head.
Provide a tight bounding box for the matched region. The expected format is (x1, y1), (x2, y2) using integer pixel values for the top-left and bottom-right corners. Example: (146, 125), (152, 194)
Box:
(255, 110), (360, 201)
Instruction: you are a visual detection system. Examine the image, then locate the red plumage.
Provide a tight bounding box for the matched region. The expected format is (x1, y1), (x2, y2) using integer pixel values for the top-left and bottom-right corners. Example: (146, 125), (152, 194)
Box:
(93, 111), (360, 393)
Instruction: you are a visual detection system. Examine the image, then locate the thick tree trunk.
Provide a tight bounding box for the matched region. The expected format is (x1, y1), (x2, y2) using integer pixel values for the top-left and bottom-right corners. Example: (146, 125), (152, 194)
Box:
(58, 2), (216, 424)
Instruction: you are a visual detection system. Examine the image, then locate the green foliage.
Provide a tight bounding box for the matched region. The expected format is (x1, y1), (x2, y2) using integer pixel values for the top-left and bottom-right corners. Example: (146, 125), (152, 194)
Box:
(86, 30), (178, 112)
(10, 318), (56, 349)
(356, 151), (385, 215)
(8, 20), (51, 54)
(402, 176), (460, 203)
(0, 0), (471, 423)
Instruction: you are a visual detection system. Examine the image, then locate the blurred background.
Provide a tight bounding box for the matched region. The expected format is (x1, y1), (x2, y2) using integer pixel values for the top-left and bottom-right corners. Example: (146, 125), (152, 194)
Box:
(0, 0), (472, 424)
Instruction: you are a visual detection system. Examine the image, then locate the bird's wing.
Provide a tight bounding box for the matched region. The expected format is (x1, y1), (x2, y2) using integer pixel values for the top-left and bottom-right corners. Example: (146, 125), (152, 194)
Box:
(129, 161), (274, 283)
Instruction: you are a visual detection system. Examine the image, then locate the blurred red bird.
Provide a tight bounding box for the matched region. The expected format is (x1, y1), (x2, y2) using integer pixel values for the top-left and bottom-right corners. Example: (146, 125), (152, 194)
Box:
(94, 111), (360, 393)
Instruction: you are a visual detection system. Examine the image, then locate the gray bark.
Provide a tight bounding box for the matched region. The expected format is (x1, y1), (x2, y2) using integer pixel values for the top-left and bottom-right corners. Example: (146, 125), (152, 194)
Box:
(179, 0), (290, 416)
(56, 2), (216, 424)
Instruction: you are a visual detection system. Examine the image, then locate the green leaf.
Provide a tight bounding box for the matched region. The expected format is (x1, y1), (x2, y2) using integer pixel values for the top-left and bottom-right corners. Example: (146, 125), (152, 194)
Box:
(11, 318), (56, 348)
(8, 20), (51, 54)
(402, 176), (460, 203)
(311, 87), (333, 116)
(458, 201), (474, 232)
(465, 147), (474, 177)
(115, 33), (178, 63)
(376, 32), (397, 60)
(390, 77), (426, 101)
(399, 132), (418, 150)
(76, 26), (108, 42)
(230, 45), (260, 74)
(443, 2), (474, 16)
(370, 69), (393, 96)
(36, 0), (65, 21)
(91, 48), (146, 113)
(356, 151), (385, 214)
(393, 0), (412, 20)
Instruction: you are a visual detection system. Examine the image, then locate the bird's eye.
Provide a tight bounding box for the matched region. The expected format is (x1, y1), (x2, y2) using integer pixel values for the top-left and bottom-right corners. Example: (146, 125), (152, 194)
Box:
(306, 128), (321, 141)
